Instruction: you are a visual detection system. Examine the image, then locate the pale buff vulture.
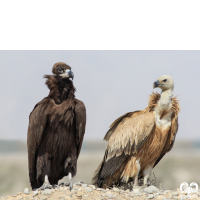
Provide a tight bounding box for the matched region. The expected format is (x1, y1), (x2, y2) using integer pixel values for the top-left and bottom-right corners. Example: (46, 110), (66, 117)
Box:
(92, 75), (180, 188)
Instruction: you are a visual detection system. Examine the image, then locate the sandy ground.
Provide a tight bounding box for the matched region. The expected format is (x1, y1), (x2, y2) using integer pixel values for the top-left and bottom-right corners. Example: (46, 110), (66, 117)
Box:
(2, 183), (200, 200)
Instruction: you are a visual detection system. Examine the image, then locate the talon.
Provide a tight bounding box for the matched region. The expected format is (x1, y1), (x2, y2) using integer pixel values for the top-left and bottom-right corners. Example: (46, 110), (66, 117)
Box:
(69, 181), (73, 191)
(37, 175), (53, 190)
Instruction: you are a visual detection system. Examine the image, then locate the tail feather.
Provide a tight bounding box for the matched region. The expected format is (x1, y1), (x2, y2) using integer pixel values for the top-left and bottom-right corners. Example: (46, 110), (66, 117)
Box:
(92, 161), (104, 187)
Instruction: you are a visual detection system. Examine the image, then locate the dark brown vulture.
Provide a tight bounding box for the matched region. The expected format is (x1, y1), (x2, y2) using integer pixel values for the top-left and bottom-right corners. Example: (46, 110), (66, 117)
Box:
(92, 75), (180, 189)
(27, 62), (86, 190)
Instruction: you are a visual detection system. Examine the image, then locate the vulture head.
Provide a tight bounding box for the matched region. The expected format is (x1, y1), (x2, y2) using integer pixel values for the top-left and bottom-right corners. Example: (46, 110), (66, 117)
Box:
(52, 62), (74, 80)
(153, 75), (174, 91)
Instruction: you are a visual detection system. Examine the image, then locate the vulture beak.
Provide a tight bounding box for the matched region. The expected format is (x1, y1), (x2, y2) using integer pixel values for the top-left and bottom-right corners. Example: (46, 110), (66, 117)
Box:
(61, 71), (74, 80)
(153, 80), (160, 88)
(67, 70), (74, 80)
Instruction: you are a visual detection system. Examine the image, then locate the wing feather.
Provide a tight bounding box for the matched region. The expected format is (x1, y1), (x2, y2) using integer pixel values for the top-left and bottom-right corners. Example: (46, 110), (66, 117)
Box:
(92, 110), (155, 186)
(27, 98), (51, 186)
(74, 99), (86, 158)
(106, 111), (155, 161)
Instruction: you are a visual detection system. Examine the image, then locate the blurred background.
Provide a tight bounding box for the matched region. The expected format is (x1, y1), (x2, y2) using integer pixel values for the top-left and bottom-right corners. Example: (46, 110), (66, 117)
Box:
(0, 51), (200, 196)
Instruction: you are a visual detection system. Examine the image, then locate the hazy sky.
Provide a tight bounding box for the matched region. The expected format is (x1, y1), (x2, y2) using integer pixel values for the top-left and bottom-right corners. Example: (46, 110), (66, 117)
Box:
(0, 51), (199, 141)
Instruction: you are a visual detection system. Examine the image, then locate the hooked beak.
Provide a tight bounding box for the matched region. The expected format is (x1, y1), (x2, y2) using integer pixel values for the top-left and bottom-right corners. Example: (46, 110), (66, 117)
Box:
(153, 80), (160, 88)
(63, 70), (74, 80)
(68, 70), (74, 80)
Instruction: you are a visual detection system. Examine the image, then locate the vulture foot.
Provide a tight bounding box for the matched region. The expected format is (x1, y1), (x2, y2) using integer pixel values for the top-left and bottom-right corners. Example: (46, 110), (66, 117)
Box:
(59, 172), (73, 190)
(37, 175), (53, 190)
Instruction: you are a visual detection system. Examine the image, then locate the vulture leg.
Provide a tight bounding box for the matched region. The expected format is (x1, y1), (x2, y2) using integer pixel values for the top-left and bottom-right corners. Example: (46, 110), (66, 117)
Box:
(133, 159), (140, 188)
(37, 175), (53, 190)
(143, 165), (152, 186)
(59, 172), (73, 190)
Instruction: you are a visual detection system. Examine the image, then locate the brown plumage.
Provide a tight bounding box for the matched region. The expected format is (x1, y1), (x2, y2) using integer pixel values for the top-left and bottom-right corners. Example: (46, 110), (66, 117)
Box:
(92, 75), (180, 188)
(27, 62), (86, 190)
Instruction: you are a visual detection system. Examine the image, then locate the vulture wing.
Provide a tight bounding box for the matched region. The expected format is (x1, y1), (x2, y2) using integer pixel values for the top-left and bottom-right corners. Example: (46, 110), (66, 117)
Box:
(75, 100), (86, 158)
(93, 110), (155, 186)
(27, 98), (50, 185)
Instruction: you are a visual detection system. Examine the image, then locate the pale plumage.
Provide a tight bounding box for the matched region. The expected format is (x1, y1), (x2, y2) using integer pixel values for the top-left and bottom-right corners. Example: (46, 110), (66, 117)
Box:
(92, 75), (180, 188)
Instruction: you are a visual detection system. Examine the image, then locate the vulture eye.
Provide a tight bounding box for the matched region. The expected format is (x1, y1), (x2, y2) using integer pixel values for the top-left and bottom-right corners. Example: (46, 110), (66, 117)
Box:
(163, 79), (167, 82)
(58, 68), (63, 73)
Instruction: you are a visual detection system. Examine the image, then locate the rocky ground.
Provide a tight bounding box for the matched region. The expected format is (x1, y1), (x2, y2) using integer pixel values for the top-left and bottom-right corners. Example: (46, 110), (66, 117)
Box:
(1, 183), (200, 200)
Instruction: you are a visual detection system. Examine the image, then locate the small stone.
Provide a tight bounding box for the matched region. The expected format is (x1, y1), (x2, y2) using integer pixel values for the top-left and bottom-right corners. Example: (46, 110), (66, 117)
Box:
(71, 190), (77, 194)
(147, 194), (154, 199)
(167, 194), (173, 199)
(82, 184), (87, 187)
(105, 193), (114, 198)
(32, 191), (38, 197)
(40, 198), (47, 200)
(18, 196), (23, 200)
(64, 186), (69, 190)
(75, 182), (82, 186)
(89, 185), (96, 189)
(163, 190), (171, 194)
(132, 188), (140, 194)
(130, 193), (135, 197)
(143, 187), (153, 194)
(24, 188), (30, 195)
(85, 187), (92, 192)
(173, 197), (178, 199)
(43, 189), (51, 195)
(113, 187), (119, 192)
(97, 188), (102, 191)
(78, 188), (82, 191)
(162, 198), (167, 200)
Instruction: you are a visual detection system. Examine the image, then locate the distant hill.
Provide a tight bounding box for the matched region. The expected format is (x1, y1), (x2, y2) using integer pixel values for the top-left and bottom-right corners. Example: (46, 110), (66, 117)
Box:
(0, 139), (199, 154)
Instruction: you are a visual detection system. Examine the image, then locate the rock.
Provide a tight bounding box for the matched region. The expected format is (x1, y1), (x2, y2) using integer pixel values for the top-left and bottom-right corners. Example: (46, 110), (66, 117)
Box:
(23, 188), (30, 195)
(43, 189), (51, 195)
(82, 184), (87, 187)
(173, 197), (178, 199)
(167, 194), (172, 199)
(179, 197), (186, 200)
(143, 187), (153, 194)
(105, 193), (114, 198)
(147, 194), (154, 199)
(40, 198), (47, 200)
(89, 185), (96, 189)
(163, 190), (171, 194)
(85, 187), (92, 192)
(172, 192), (179, 196)
(75, 182), (82, 186)
(113, 187), (119, 192)
(132, 188), (140, 194)
(78, 188), (82, 191)
(32, 190), (38, 197)
(18, 196), (23, 200)
(147, 185), (160, 193)
(97, 188), (102, 191)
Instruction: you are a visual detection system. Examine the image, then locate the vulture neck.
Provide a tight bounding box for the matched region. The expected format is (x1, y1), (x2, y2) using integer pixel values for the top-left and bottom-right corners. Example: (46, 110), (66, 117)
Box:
(159, 88), (173, 110)
(45, 75), (75, 104)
